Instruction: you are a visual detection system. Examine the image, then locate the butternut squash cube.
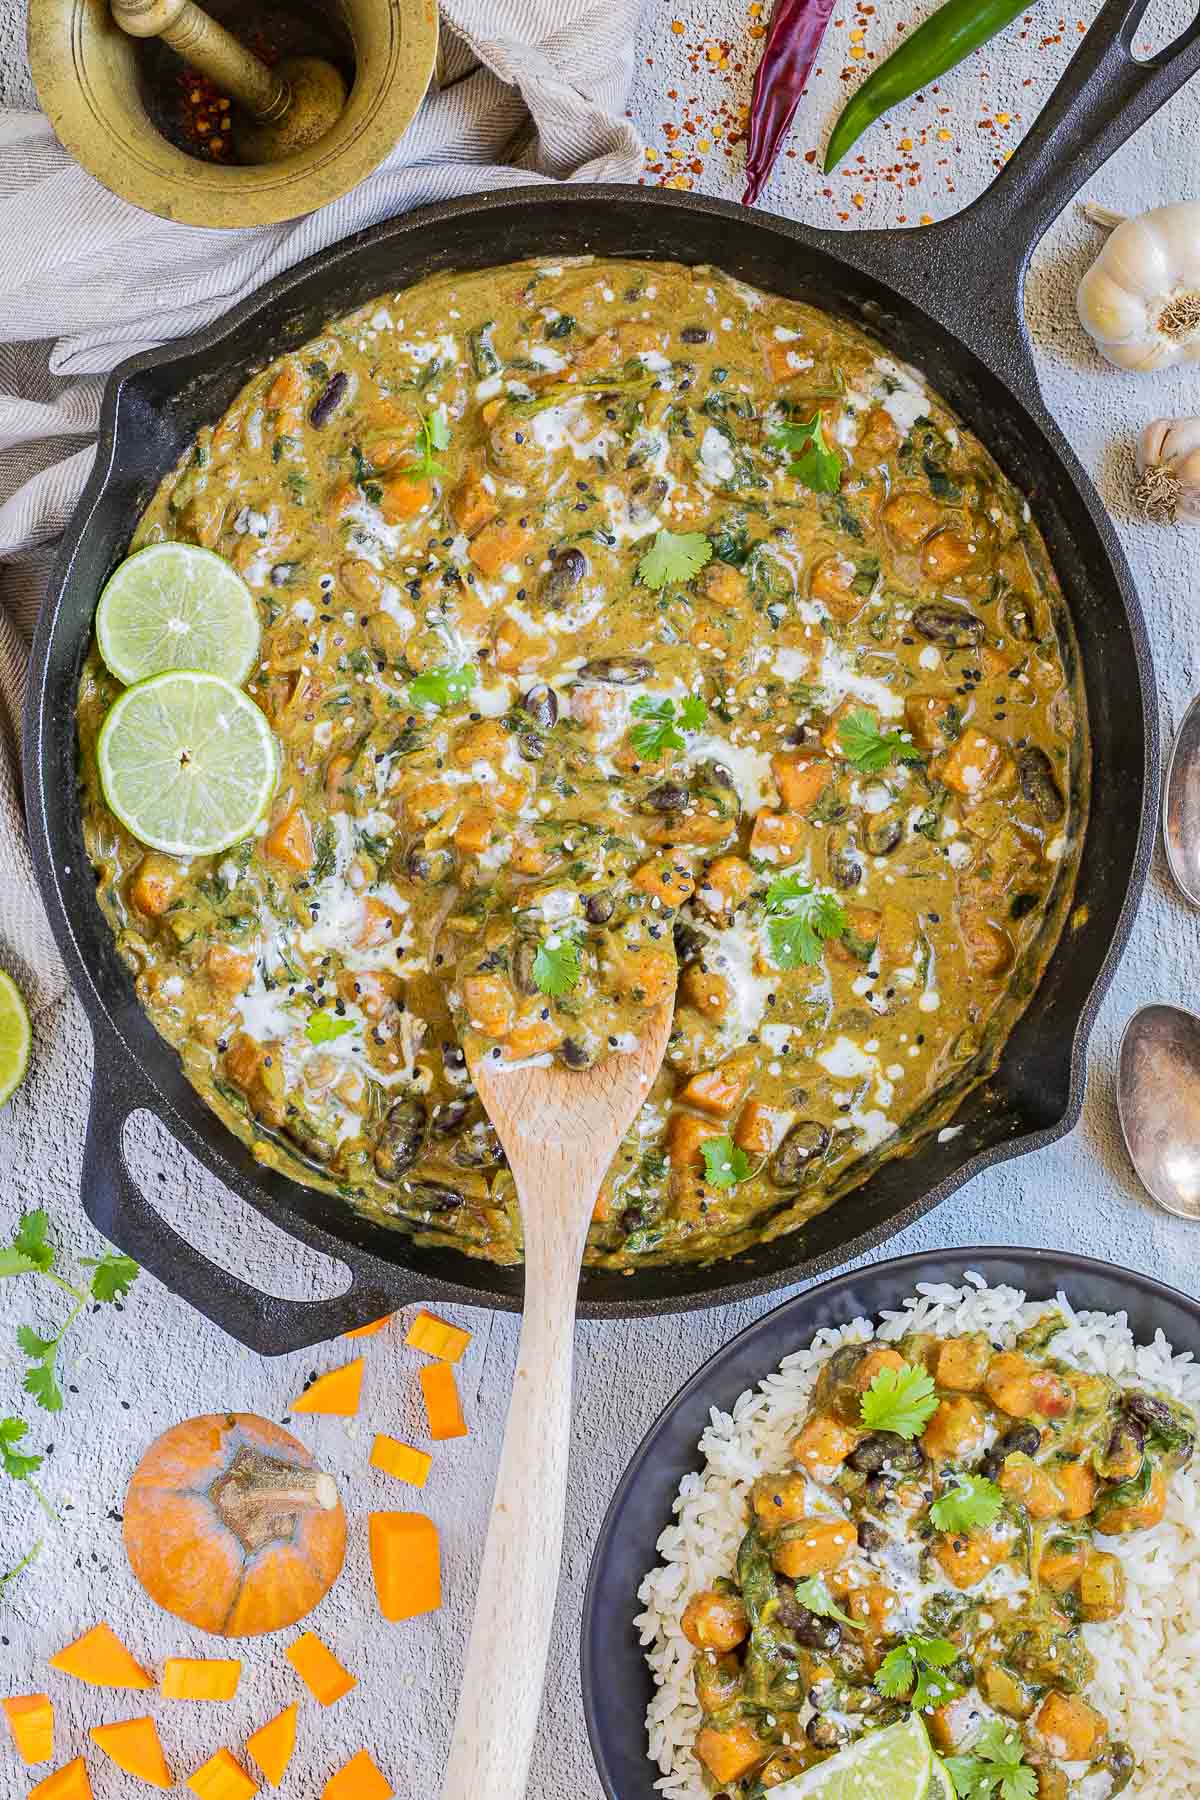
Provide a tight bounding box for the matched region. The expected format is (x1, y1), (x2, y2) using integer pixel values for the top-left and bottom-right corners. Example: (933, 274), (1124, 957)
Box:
(186, 1748), (259, 1800)
(90, 1716), (172, 1788)
(3, 1694), (53, 1765)
(323, 1751), (394, 1800)
(1036, 1691), (1106, 1761)
(771, 1519), (856, 1579)
(370, 1512), (441, 1622)
(285, 1632), (356, 1707)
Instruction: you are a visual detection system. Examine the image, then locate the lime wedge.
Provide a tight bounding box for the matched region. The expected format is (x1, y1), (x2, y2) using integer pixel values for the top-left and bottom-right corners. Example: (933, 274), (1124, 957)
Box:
(97, 671), (279, 857)
(928, 1758), (956, 1799)
(0, 970), (31, 1107)
(96, 543), (261, 687)
(769, 1715), (933, 1800)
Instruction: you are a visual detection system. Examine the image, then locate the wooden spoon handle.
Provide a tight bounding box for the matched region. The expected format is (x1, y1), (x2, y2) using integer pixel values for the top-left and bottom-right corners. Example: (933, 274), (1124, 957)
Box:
(440, 1170), (591, 1800)
(109, 0), (291, 121)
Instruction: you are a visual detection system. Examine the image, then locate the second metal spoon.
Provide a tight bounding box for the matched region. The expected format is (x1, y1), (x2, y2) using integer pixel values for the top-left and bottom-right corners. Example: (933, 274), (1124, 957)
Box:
(1117, 1003), (1200, 1218)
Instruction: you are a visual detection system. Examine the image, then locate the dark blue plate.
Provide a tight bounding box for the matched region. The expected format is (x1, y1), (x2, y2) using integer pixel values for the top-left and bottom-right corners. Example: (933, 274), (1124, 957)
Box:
(581, 1246), (1200, 1799)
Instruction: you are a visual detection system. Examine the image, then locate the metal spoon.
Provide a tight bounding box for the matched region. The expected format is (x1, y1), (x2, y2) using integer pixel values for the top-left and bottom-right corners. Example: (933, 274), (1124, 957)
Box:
(1162, 690), (1200, 905)
(1117, 1003), (1200, 1218)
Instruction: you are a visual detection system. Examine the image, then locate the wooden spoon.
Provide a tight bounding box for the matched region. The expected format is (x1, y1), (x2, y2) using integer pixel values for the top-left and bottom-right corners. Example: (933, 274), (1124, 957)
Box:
(441, 1000), (675, 1800)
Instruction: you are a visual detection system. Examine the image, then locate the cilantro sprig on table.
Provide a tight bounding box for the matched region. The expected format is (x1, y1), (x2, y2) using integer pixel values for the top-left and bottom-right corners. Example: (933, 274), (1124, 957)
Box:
(875, 1634), (963, 1712)
(0, 1417), (56, 1522)
(859, 1359), (939, 1440)
(945, 1720), (1039, 1800)
(930, 1473), (1004, 1534)
(2, 1208), (138, 1414)
(838, 708), (923, 775)
(700, 1137), (753, 1190)
(0, 1540), (43, 1599)
(636, 529), (713, 590)
(764, 875), (847, 969)
(406, 663), (477, 711)
(769, 412), (844, 494)
(629, 695), (708, 760)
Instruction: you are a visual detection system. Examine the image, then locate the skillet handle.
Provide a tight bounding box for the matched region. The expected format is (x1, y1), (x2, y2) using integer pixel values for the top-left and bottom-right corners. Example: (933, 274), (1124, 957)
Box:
(81, 1031), (402, 1356)
(971, 0), (1200, 251)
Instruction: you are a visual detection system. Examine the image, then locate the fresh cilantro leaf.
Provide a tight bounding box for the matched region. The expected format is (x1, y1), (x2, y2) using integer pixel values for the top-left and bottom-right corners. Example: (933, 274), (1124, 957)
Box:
(403, 406), (450, 479)
(637, 529), (713, 590)
(837, 707), (923, 774)
(407, 664), (477, 711)
(81, 1252), (139, 1305)
(764, 876), (847, 969)
(946, 1721), (1038, 1800)
(15, 1325), (54, 1361)
(860, 1360), (939, 1439)
(629, 695), (708, 761)
(0, 1210), (54, 1279)
(700, 1137), (753, 1189)
(0, 1417), (43, 1483)
(930, 1473), (1003, 1534)
(876, 1635), (963, 1713)
(22, 1363), (62, 1415)
(305, 1011), (357, 1047)
(792, 1575), (860, 1630)
(770, 412), (844, 494)
(531, 934), (582, 999)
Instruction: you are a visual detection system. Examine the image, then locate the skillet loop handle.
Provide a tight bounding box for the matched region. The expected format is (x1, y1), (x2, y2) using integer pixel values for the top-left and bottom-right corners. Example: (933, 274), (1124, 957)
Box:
(82, 1052), (396, 1356)
(982, 0), (1200, 248)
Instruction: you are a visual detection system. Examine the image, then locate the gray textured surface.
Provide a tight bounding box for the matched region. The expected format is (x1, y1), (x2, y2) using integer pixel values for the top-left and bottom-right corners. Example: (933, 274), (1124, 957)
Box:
(3, 2), (1200, 1795)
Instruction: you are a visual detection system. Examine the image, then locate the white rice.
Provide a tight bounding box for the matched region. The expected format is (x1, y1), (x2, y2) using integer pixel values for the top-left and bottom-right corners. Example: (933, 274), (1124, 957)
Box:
(635, 1275), (1200, 1799)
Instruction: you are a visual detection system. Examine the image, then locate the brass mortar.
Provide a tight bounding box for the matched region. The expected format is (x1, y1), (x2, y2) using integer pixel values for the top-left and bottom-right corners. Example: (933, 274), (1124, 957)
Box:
(27, 0), (440, 229)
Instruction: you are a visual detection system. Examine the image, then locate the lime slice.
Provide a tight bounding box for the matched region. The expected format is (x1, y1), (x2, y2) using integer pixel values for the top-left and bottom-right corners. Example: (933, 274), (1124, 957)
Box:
(97, 671), (279, 857)
(0, 970), (31, 1107)
(928, 1758), (956, 1800)
(96, 543), (261, 687)
(770, 1715), (932, 1800)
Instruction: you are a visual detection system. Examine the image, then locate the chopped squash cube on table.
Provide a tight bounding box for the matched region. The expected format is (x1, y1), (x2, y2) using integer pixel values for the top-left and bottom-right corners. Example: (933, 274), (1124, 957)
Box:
(286, 1631), (357, 1706)
(245, 1704), (298, 1786)
(162, 1656), (241, 1701)
(370, 1512), (442, 1621)
(187, 1747), (259, 1800)
(48, 1622), (154, 1689)
(322, 1749), (394, 1800)
(370, 1434), (432, 1488)
(343, 1314), (394, 1339)
(3, 1693), (53, 1764)
(90, 1716), (172, 1788)
(420, 1362), (468, 1439)
(28, 1757), (93, 1800)
(405, 1310), (472, 1363)
(291, 1359), (364, 1416)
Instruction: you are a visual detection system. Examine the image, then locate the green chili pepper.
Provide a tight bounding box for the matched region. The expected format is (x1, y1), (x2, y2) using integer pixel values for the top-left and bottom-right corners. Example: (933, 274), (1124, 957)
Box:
(823, 0), (1028, 172)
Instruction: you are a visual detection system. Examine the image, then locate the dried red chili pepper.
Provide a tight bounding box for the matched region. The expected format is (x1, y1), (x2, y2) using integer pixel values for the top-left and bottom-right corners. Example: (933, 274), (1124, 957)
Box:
(743, 0), (838, 205)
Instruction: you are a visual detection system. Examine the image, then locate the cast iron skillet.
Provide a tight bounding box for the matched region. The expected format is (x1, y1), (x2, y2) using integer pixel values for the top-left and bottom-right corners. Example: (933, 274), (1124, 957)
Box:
(580, 1247), (1200, 1797)
(25, 0), (1199, 1353)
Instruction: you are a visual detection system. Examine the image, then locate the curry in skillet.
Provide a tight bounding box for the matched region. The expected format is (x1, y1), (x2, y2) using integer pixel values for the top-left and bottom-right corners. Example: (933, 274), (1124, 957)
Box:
(76, 258), (1085, 1268)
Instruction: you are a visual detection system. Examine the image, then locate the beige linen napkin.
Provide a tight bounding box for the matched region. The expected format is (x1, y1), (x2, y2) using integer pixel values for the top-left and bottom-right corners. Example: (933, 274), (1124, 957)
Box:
(0, 0), (644, 1016)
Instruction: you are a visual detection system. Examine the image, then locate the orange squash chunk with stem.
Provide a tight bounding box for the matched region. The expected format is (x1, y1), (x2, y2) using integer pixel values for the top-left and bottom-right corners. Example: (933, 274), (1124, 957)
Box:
(3, 1694), (53, 1764)
(49, 1622), (154, 1690)
(90, 1716), (173, 1789)
(187, 1747), (259, 1800)
(28, 1758), (94, 1800)
(323, 1750), (394, 1800)
(286, 1632), (357, 1706)
(405, 1311), (472, 1362)
(245, 1704), (298, 1787)
(162, 1657), (242, 1701)
(123, 1413), (345, 1638)
(421, 1362), (468, 1440)
(292, 1360), (364, 1417)
(370, 1512), (442, 1621)
(370, 1434), (432, 1488)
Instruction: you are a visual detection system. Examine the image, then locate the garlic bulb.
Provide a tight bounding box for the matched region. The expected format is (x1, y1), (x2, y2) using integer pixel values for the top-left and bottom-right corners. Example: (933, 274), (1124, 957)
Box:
(1134, 418), (1200, 524)
(1076, 201), (1200, 372)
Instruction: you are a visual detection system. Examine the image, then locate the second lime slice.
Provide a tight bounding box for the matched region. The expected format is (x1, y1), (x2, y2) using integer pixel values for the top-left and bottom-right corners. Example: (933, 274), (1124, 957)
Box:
(96, 542), (261, 687)
(97, 670), (279, 858)
(769, 1714), (933, 1800)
